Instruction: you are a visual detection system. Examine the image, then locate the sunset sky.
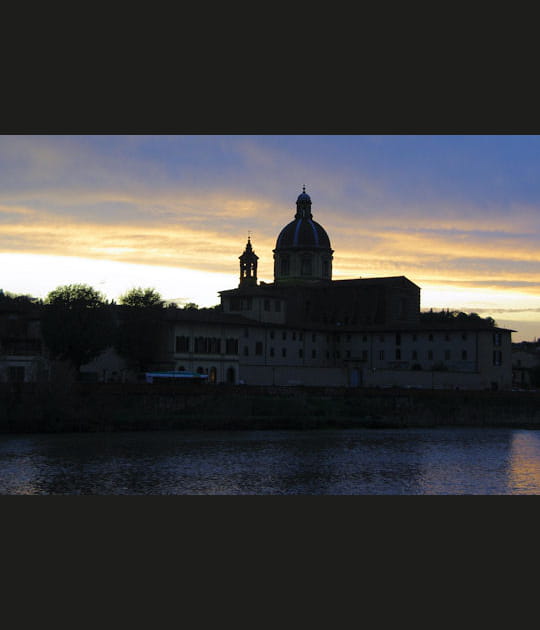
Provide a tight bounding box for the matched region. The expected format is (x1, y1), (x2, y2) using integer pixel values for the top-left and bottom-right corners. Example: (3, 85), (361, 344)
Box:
(1, 134), (540, 341)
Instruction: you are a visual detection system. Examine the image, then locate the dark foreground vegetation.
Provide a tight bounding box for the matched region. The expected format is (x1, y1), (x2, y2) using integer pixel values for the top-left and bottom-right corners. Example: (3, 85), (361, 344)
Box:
(1, 383), (540, 434)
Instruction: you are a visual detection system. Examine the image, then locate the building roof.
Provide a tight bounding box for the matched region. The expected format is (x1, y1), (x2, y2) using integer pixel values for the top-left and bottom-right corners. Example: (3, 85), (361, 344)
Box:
(275, 218), (332, 250)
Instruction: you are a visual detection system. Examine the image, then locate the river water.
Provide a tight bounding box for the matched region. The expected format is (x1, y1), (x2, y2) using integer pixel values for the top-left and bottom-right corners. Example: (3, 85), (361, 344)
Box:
(1, 427), (540, 494)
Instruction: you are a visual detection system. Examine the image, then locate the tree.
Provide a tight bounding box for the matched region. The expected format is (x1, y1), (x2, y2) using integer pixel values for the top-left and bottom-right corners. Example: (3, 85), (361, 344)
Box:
(420, 309), (496, 326)
(115, 287), (166, 373)
(118, 287), (164, 308)
(41, 284), (115, 374)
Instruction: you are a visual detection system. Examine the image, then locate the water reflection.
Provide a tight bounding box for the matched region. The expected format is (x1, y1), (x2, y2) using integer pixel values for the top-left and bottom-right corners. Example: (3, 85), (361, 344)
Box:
(507, 431), (540, 494)
(0, 428), (539, 495)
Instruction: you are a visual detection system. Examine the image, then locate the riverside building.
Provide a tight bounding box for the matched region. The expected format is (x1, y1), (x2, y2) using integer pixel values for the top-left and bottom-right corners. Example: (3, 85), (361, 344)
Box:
(0, 188), (514, 390)
(166, 188), (513, 390)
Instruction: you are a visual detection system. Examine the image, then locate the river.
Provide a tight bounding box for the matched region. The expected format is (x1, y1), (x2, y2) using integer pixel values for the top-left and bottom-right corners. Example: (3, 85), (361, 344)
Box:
(0, 427), (539, 494)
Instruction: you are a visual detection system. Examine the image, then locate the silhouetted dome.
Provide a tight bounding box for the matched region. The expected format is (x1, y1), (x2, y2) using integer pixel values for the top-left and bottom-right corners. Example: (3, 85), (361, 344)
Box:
(275, 187), (332, 250)
(276, 219), (331, 249)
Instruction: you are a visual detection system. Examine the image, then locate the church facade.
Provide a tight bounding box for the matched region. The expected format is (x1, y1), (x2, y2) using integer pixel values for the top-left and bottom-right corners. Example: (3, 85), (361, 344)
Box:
(165, 188), (513, 390)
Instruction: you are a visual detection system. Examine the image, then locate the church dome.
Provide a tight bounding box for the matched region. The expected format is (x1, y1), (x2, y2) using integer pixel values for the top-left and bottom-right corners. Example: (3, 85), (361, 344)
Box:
(275, 186), (332, 250)
(273, 187), (334, 284)
(276, 218), (331, 249)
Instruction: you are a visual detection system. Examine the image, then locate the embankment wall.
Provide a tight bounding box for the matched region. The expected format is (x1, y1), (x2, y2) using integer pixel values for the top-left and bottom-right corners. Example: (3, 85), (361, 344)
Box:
(1, 382), (539, 433)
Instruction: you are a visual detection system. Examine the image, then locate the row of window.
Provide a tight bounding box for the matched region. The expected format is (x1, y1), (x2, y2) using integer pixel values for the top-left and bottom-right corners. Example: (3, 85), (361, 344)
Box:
(239, 346), (480, 363)
(268, 330), (306, 341)
(259, 331), (473, 344)
(175, 336), (239, 355)
(279, 257), (331, 277)
(176, 333), (503, 357)
(245, 346), (310, 358)
(231, 298), (282, 312)
(378, 349), (470, 361)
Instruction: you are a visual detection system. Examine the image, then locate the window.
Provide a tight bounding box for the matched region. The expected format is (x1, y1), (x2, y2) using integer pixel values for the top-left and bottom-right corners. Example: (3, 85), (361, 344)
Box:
(493, 332), (502, 346)
(396, 349), (401, 360)
(312, 333), (317, 342)
(255, 342), (263, 355)
(428, 350), (433, 360)
(312, 349), (317, 359)
(412, 350), (418, 360)
(282, 348), (287, 358)
(362, 350), (368, 361)
(445, 334), (450, 341)
(209, 338), (221, 354)
(270, 347), (275, 357)
(244, 328), (249, 338)
(194, 337), (205, 353)
(280, 257), (290, 276)
(282, 331), (287, 340)
(462, 350), (468, 360)
(175, 336), (190, 352)
(264, 299), (270, 311)
(412, 334), (417, 342)
(292, 332), (296, 341)
(299, 349), (303, 358)
(379, 335), (385, 342)
(299, 332), (303, 341)
(493, 350), (502, 366)
(362, 335), (368, 342)
(269, 330), (275, 340)
(225, 338), (238, 355)
(429, 334), (434, 342)
(346, 350), (351, 358)
(396, 333), (401, 345)
(444, 350), (451, 360)
(379, 350), (385, 360)
(301, 255), (312, 276)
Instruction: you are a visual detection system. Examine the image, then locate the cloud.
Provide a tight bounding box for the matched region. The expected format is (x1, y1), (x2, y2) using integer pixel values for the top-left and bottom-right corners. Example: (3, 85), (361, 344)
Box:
(2, 135), (540, 323)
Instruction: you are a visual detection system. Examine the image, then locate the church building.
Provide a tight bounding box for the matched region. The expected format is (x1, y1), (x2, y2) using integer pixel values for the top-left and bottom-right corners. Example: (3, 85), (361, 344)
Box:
(164, 188), (514, 390)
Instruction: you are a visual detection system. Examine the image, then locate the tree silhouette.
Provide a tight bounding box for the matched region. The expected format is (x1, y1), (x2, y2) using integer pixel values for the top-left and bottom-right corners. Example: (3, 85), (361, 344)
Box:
(115, 287), (166, 373)
(118, 287), (164, 308)
(420, 309), (496, 326)
(41, 284), (115, 374)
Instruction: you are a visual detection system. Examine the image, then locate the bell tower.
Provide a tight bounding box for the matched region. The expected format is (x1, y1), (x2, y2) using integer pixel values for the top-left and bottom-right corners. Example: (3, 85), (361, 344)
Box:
(239, 236), (259, 287)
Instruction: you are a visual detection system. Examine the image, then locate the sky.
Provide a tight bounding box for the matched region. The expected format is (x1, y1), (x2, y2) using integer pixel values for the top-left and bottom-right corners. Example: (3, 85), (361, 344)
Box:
(1, 134), (540, 341)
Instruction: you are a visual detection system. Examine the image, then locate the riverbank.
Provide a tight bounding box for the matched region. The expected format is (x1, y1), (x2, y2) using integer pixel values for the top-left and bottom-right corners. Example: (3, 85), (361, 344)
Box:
(1, 382), (540, 433)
